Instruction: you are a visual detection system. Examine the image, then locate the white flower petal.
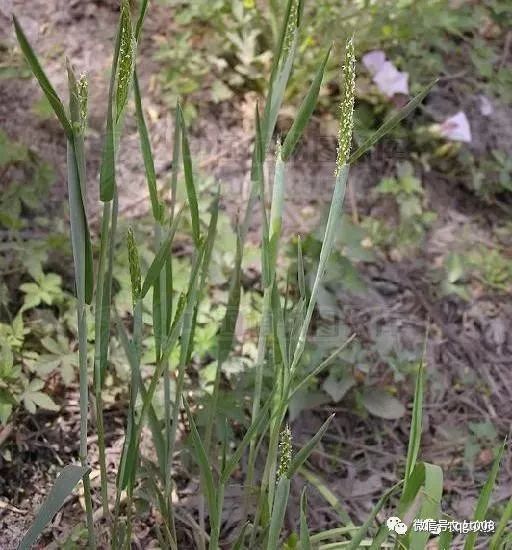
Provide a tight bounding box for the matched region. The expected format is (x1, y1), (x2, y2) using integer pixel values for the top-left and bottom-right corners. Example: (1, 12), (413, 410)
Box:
(362, 50), (386, 76)
(439, 112), (472, 143)
(478, 95), (493, 116)
(373, 61), (409, 97)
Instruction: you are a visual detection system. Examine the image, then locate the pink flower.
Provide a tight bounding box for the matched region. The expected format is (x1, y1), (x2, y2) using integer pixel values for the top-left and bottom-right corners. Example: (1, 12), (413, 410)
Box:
(362, 50), (386, 76)
(373, 61), (409, 97)
(439, 112), (472, 143)
(362, 50), (409, 98)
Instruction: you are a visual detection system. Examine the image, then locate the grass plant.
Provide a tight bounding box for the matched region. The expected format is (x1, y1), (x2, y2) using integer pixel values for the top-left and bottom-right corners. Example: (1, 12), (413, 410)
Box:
(12, 1), (508, 548)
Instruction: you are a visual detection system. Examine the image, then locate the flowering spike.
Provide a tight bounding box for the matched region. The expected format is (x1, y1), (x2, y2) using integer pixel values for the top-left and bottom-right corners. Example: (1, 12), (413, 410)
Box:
(116, 1), (136, 121)
(77, 73), (88, 134)
(283, 0), (299, 58)
(336, 37), (356, 173)
(277, 424), (293, 480)
(126, 228), (141, 304)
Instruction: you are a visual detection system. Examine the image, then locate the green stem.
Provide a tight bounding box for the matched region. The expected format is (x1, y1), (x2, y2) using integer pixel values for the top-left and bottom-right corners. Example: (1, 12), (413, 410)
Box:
(93, 200), (112, 519)
(77, 301), (96, 549)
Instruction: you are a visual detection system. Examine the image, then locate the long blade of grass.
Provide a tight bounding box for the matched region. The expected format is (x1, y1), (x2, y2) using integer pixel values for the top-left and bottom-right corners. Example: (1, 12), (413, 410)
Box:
(404, 329), (428, 483)
(99, 6), (122, 201)
(266, 476), (291, 550)
(300, 488), (312, 550)
(178, 104), (201, 247)
(348, 80), (437, 165)
(13, 16), (73, 139)
(183, 399), (219, 540)
(281, 46), (331, 161)
(134, 70), (162, 221)
(345, 481), (402, 550)
(291, 164), (350, 372)
(464, 440), (506, 550)
(299, 467), (352, 525)
(18, 465), (90, 550)
(262, 0), (302, 150)
(141, 210), (182, 298)
(221, 394), (273, 483)
(116, 310), (166, 472)
(287, 414), (334, 478)
(134, 0), (150, 41)
(490, 487), (512, 548)
(408, 463), (443, 550)
(288, 334), (356, 400)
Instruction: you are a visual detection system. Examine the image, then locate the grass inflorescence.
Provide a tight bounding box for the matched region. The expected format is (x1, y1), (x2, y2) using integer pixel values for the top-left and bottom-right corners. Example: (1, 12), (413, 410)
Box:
(12, 2), (508, 549)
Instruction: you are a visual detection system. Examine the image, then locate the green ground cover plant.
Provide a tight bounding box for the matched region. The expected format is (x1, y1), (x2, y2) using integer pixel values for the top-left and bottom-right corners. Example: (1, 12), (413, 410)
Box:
(8, 0), (510, 548)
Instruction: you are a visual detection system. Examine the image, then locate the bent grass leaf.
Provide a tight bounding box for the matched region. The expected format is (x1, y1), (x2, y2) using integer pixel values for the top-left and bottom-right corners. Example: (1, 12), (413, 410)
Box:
(178, 104), (201, 247)
(464, 440), (506, 550)
(141, 210), (182, 298)
(287, 414), (334, 478)
(18, 465), (90, 550)
(13, 16), (73, 139)
(404, 334), (427, 483)
(281, 46), (331, 161)
(183, 399), (219, 538)
(349, 79), (437, 165)
(346, 481), (402, 550)
(291, 164), (350, 372)
(134, 70), (161, 221)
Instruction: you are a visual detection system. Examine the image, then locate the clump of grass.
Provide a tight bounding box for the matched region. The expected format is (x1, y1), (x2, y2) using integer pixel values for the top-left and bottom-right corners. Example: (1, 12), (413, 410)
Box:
(13, 2), (506, 549)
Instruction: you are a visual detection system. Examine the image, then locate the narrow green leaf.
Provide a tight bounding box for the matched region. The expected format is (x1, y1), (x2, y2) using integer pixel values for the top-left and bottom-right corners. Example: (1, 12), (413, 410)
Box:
(490, 487), (512, 548)
(66, 64), (94, 305)
(438, 527), (453, 550)
(221, 394), (273, 483)
(217, 233), (243, 364)
(170, 101), (182, 224)
(134, 70), (161, 221)
(231, 522), (250, 550)
(348, 80), (437, 165)
(66, 141), (94, 305)
(116, 311), (165, 473)
(281, 46), (331, 161)
(99, 8), (122, 201)
(346, 481), (402, 550)
(300, 488), (312, 550)
(287, 414), (334, 478)
(13, 16), (73, 139)
(289, 334), (356, 400)
(18, 465), (90, 550)
(464, 440), (506, 550)
(178, 104), (201, 247)
(291, 164), (350, 372)
(297, 236), (305, 299)
(408, 463), (443, 550)
(141, 210), (182, 298)
(267, 476), (291, 550)
(183, 399), (219, 536)
(299, 467), (352, 525)
(134, 0), (150, 41)
(404, 332), (427, 483)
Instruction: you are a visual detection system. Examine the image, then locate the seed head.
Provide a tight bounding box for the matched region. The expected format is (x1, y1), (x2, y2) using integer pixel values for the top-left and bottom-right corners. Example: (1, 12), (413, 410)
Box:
(116, 1), (136, 121)
(277, 424), (293, 480)
(283, 0), (299, 58)
(77, 73), (88, 134)
(336, 37), (356, 173)
(126, 228), (141, 304)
